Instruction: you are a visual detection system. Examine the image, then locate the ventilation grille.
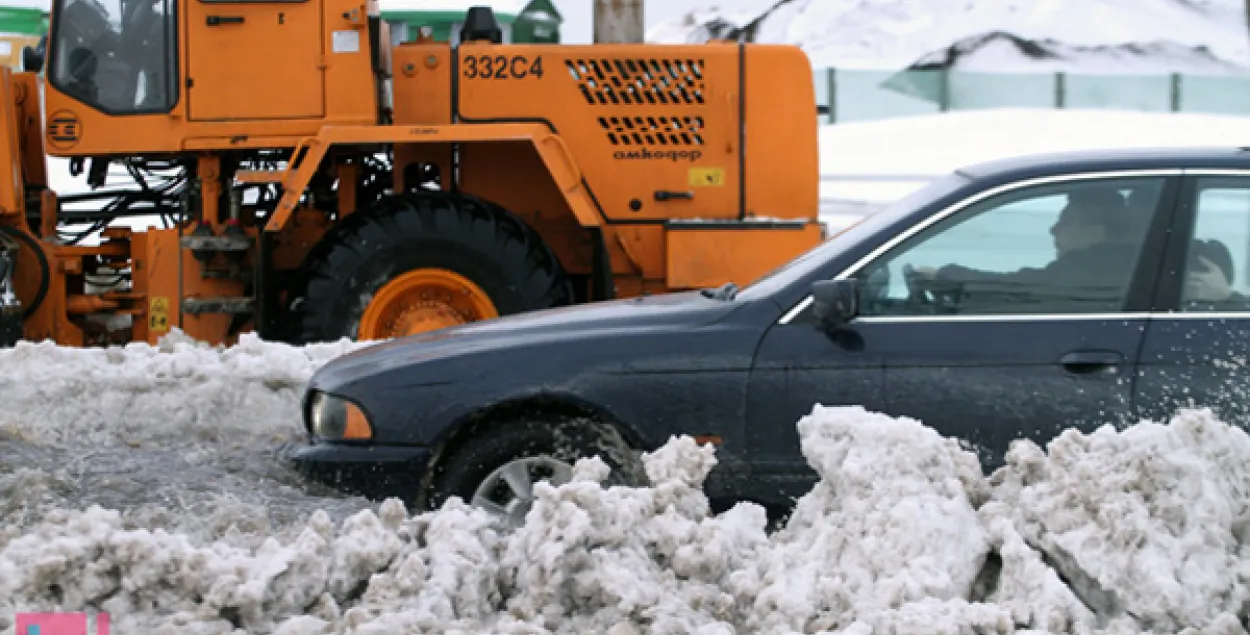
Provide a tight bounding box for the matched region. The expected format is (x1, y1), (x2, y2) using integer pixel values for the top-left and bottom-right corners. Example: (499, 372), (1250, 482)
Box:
(599, 116), (705, 146)
(567, 58), (705, 106)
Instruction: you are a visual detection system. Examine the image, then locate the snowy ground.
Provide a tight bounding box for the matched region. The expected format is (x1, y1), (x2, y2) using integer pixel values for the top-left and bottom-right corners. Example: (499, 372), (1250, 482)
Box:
(3, 331), (1250, 635)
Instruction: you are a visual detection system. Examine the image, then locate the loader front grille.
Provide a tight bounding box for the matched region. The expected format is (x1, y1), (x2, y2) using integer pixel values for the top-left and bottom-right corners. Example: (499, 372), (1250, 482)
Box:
(566, 58), (706, 106)
(598, 116), (705, 146)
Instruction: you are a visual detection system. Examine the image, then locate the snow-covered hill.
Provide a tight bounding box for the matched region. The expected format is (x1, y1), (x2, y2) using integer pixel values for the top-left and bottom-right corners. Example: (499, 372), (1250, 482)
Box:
(647, 0), (1250, 74)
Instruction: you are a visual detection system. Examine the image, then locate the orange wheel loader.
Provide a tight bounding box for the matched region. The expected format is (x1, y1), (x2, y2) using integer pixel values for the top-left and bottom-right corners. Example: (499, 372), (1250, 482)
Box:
(0, 2), (825, 348)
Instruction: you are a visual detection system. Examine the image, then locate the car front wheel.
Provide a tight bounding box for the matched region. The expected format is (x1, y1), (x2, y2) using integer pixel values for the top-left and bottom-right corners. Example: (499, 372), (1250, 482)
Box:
(421, 415), (646, 526)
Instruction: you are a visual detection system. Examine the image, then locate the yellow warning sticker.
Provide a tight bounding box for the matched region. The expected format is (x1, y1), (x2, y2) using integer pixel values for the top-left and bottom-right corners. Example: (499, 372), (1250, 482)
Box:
(149, 296), (170, 332)
(689, 167), (725, 187)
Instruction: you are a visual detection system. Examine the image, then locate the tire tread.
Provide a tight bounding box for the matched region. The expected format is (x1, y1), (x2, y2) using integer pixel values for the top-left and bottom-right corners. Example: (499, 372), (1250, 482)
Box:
(293, 191), (574, 343)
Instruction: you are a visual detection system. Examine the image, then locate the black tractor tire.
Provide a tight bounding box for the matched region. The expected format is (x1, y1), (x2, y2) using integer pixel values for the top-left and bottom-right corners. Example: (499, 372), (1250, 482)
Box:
(420, 415), (648, 521)
(293, 191), (575, 344)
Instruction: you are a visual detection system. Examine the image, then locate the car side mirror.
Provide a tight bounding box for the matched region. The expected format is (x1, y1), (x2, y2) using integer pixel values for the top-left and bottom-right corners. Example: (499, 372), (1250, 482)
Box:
(811, 278), (859, 330)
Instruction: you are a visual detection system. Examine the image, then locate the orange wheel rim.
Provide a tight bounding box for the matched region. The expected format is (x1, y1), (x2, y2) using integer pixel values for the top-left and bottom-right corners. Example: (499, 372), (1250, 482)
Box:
(358, 268), (498, 340)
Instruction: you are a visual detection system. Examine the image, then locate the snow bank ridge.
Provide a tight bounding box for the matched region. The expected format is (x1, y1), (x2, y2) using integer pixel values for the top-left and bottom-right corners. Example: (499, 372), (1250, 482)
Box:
(2, 332), (1250, 635)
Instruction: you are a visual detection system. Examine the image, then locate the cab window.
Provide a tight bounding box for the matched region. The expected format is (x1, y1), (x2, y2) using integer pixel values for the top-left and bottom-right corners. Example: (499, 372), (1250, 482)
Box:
(48, 0), (177, 114)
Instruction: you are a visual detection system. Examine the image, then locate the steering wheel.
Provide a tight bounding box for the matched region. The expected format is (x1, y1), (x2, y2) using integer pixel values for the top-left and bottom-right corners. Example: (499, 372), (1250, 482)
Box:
(902, 264), (962, 312)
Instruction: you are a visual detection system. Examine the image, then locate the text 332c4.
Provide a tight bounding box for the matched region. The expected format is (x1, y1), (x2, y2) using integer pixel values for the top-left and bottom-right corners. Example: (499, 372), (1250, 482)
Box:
(462, 55), (545, 80)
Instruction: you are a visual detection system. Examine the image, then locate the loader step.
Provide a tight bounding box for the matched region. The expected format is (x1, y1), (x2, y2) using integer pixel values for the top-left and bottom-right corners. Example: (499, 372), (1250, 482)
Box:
(182, 296), (255, 315)
(180, 235), (252, 252)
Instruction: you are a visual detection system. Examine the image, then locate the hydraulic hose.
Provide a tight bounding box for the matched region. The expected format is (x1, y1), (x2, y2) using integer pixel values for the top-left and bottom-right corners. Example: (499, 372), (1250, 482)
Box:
(0, 224), (49, 319)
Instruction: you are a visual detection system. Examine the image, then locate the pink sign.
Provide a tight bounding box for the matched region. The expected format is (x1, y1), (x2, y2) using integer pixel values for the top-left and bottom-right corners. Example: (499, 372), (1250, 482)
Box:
(15, 613), (109, 635)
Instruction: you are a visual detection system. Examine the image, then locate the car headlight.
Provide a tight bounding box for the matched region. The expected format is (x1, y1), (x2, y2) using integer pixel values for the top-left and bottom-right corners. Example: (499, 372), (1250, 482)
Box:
(308, 391), (373, 440)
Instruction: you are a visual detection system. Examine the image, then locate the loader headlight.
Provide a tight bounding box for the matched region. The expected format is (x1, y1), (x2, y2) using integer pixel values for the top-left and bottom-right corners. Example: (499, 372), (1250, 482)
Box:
(308, 391), (373, 440)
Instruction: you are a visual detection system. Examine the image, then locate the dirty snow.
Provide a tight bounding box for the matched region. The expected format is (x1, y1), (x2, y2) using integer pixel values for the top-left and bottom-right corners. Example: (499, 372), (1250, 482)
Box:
(0, 330), (379, 546)
(3, 331), (1250, 634)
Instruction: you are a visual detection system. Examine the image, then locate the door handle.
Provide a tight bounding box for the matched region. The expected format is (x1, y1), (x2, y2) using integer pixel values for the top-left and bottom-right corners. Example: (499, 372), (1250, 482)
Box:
(1059, 350), (1123, 374)
(206, 15), (244, 25)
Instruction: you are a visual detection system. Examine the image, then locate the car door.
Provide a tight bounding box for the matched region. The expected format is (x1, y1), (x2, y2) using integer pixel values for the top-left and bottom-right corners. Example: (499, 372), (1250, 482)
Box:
(750, 170), (1179, 477)
(744, 315), (890, 500)
(1134, 171), (1250, 426)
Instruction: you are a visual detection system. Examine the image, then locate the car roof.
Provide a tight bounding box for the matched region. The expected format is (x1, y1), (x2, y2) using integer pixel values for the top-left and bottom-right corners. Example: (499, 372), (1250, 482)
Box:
(955, 146), (1250, 183)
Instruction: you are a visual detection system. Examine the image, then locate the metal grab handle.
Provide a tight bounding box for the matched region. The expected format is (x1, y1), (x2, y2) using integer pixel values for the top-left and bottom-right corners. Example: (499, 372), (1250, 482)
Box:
(654, 190), (693, 201)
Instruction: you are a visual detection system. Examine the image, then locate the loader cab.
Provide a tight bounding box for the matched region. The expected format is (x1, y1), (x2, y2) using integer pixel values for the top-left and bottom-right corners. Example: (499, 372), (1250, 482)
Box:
(45, 0), (177, 116)
(40, 0), (386, 156)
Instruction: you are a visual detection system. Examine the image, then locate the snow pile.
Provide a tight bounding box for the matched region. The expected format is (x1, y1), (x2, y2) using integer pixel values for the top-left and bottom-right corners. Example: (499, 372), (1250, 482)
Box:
(649, 0), (1250, 73)
(0, 329), (371, 448)
(647, 6), (759, 44)
(908, 31), (1249, 75)
(0, 330), (380, 548)
(745, 409), (995, 635)
(983, 410), (1250, 632)
(2, 329), (1250, 635)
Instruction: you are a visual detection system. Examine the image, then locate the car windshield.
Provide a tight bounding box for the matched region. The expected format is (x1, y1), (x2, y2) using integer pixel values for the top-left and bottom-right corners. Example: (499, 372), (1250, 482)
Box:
(735, 171), (974, 300)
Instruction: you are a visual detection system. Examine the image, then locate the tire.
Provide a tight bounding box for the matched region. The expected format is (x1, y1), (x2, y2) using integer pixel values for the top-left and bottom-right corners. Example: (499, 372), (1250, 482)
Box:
(294, 191), (575, 343)
(421, 415), (647, 525)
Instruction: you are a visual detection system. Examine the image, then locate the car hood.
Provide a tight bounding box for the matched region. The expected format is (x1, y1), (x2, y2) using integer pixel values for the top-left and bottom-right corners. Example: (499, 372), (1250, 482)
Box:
(309, 290), (745, 390)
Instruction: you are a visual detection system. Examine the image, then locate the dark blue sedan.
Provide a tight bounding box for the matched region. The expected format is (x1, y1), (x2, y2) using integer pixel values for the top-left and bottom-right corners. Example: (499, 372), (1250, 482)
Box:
(290, 146), (1250, 525)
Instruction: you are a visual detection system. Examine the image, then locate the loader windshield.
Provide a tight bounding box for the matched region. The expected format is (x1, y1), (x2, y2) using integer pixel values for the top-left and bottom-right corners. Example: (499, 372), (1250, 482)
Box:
(48, 0), (177, 114)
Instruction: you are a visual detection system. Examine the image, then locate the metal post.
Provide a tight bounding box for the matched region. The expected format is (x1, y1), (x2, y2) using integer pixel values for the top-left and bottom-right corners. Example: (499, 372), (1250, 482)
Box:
(594, 0), (643, 43)
(827, 68), (837, 123)
(1170, 73), (1181, 112)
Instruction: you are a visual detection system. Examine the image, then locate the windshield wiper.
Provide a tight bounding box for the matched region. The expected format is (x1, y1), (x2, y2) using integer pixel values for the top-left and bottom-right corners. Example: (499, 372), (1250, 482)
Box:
(700, 282), (738, 301)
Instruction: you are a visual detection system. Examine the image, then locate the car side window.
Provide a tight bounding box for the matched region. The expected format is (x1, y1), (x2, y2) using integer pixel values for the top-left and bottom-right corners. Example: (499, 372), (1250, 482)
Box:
(851, 176), (1166, 317)
(1178, 176), (1250, 313)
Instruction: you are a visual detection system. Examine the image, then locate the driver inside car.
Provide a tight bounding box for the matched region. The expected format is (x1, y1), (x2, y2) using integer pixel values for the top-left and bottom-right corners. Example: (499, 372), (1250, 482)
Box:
(911, 188), (1141, 309)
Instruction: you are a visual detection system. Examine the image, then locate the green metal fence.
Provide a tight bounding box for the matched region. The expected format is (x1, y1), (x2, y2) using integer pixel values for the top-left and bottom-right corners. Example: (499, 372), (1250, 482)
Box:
(815, 68), (1250, 123)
